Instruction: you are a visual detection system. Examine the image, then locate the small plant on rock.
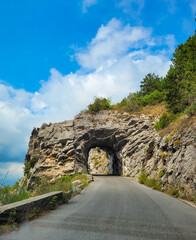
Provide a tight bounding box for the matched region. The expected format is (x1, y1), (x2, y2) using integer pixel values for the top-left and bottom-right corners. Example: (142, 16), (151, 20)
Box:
(96, 147), (101, 152)
(153, 165), (158, 171)
(158, 170), (165, 178)
(173, 139), (180, 146)
(138, 171), (148, 184)
(169, 188), (179, 197)
(23, 156), (38, 176)
(8, 210), (16, 224)
(161, 152), (165, 159)
(49, 196), (58, 210)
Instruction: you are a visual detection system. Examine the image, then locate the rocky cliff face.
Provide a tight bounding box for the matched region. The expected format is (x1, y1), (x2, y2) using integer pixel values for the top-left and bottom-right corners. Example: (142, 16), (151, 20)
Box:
(24, 110), (196, 198)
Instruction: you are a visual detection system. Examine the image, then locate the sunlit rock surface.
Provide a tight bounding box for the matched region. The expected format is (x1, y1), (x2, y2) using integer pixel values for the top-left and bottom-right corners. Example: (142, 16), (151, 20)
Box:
(25, 110), (196, 198)
(88, 148), (113, 175)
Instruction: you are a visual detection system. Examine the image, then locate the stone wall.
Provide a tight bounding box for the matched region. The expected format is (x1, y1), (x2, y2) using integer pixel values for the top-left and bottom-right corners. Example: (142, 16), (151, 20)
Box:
(0, 192), (64, 223)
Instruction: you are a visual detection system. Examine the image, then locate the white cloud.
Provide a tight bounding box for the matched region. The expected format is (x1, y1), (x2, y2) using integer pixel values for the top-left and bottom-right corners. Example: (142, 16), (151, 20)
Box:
(76, 18), (153, 69)
(0, 18), (173, 183)
(82, 0), (97, 13)
(0, 162), (24, 182)
(0, 85), (34, 157)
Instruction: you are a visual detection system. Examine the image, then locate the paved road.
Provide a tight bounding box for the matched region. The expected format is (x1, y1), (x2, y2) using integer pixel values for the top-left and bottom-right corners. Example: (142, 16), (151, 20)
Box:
(1, 176), (196, 240)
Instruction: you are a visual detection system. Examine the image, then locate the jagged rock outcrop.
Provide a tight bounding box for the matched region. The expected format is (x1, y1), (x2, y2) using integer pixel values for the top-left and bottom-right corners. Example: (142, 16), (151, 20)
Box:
(25, 110), (196, 198)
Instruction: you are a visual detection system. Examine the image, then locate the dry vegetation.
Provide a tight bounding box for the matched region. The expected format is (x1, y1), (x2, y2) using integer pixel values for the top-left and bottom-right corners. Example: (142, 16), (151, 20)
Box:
(138, 103), (167, 117)
(158, 115), (196, 137)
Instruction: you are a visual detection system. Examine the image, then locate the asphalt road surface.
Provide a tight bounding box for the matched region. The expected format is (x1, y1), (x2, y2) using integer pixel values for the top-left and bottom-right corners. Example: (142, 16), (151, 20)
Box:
(1, 176), (196, 240)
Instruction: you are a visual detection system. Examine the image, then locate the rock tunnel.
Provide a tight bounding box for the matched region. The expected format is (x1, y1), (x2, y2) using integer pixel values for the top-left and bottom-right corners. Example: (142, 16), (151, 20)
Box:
(24, 110), (196, 198)
(25, 110), (155, 187)
(73, 130), (124, 176)
(87, 145), (122, 175)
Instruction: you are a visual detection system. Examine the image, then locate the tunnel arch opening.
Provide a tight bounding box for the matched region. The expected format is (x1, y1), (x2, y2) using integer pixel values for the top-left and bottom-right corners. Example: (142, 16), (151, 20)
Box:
(84, 142), (122, 176)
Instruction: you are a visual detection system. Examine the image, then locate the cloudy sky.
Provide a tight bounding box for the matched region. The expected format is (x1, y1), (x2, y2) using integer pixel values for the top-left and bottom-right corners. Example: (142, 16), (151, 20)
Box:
(0, 0), (195, 185)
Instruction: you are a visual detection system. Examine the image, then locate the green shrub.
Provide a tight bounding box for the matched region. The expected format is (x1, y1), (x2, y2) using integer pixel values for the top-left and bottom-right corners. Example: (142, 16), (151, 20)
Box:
(184, 102), (196, 116)
(158, 170), (164, 178)
(0, 183), (29, 205)
(138, 172), (148, 184)
(146, 178), (162, 190)
(154, 113), (178, 131)
(165, 135), (172, 143)
(115, 93), (141, 112)
(173, 139), (180, 146)
(154, 113), (170, 131)
(105, 152), (109, 159)
(88, 97), (112, 112)
(24, 163), (31, 175)
(140, 90), (164, 106)
(169, 188), (179, 197)
(138, 172), (161, 190)
(49, 196), (58, 210)
(24, 156), (38, 176)
(0, 173), (88, 206)
(153, 165), (158, 171)
(25, 206), (42, 220)
(63, 191), (72, 203)
(57, 175), (72, 183)
(32, 173), (88, 197)
(96, 147), (101, 152)
(30, 156), (38, 168)
(161, 152), (166, 159)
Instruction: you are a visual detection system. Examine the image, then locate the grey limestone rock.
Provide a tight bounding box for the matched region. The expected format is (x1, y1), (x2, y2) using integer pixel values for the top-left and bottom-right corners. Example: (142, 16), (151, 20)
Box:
(24, 111), (196, 197)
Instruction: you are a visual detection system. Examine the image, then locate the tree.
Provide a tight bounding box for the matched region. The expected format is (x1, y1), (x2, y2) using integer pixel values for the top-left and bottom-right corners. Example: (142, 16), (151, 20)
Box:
(140, 73), (163, 96)
(163, 32), (196, 113)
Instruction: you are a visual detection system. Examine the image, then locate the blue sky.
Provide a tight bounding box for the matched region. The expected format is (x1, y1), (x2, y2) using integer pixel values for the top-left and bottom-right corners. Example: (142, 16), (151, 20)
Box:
(0, 0), (195, 185)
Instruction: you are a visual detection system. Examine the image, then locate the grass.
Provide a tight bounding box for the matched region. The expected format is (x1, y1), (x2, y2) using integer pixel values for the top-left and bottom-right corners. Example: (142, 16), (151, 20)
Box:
(138, 103), (167, 117)
(31, 173), (88, 197)
(0, 173), (89, 206)
(0, 173), (90, 236)
(138, 172), (161, 190)
(138, 104), (195, 135)
(0, 223), (19, 236)
(138, 172), (196, 204)
(0, 181), (29, 205)
(168, 188), (179, 197)
(158, 115), (196, 137)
